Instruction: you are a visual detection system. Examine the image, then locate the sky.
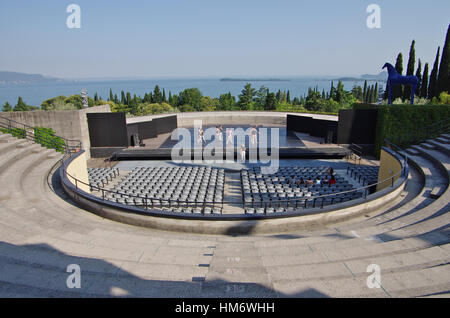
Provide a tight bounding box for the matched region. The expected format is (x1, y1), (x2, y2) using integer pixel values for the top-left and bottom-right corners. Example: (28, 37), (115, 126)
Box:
(0, 0), (449, 79)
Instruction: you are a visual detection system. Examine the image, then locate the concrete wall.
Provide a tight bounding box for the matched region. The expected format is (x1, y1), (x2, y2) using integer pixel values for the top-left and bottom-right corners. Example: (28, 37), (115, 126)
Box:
(65, 152), (91, 194)
(377, 147), (403, 191)
(0, 105), (111, 159)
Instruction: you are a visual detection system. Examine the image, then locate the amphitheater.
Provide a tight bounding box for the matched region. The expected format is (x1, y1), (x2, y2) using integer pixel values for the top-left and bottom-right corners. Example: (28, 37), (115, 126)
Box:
(0, 110), (449, 298)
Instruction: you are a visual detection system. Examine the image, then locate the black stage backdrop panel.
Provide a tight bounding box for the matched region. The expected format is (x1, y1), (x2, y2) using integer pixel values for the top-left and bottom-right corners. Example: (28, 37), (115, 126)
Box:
(87, 113), (128, 147)
(286, 115), (314, 134)
(137, 121), (157, 139)
(337, 109), (378, 144)
(153, 115), (177, 135)
(287, 115), (337, 143)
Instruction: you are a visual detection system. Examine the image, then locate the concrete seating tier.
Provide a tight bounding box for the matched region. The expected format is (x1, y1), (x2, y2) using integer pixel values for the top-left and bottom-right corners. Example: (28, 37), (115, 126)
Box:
(0, 131), (448, 298)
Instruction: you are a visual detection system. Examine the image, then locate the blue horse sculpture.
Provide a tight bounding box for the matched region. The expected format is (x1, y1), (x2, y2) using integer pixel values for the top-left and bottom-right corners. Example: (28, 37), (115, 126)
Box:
(383, 63), (419, 105)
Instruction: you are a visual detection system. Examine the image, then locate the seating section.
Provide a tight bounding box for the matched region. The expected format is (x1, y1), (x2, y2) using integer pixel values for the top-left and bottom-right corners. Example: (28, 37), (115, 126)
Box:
(347, 165), (379, 186)
(105, 166), (225, 214)
(242, 166), (362, 214)
(88, 167), (120, 189)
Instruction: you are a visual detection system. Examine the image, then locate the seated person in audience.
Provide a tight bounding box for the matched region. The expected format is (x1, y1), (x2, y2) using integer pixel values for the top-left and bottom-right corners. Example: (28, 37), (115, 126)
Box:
(316, 177), (321, 185)
(329, 175), (337, 185)
(325, 166), (334, 176)
(306, 178), (314, 186)
(322, 176), (329, 185)
(296, 178), (305, 186)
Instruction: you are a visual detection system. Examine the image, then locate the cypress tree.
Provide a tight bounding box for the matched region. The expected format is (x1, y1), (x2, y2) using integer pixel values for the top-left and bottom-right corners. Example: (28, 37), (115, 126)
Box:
(393, 53), (404, 100)
(329, 81), (336, 101)
(374, 83), (379, 103)
(421, 63), (429, 98)
(162, 89), (166, 103)
(403, 40), (416, 100)
(153, 85), (162, 103)
(109, 89), (114, 102)
(121, 91), (126, 104)
(114, 94), (118, 104)
(437, 24), (450, 95)
(363, 80), (368, 102)
(287, 90), (291, 103)
(94, 92), (98, 102)
(126, 92), (132, 106)
(428, 47), (440, 99)
(415, 59), (422, 97)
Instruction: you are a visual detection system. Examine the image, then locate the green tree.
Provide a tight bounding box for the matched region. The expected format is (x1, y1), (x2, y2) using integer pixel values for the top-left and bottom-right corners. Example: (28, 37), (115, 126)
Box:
(238, 83), (256, 110)
(14, 97), (29, 111)
(363, 80), (368, 102)
(329, 81), (336, 101)
(121, 91), (126, 105)
(374, 83), (379, 103)
(437, 24), (450, 95)
(109, 89), (114, 102)
(218, 92), (236, 110)
(335, 80), (345, 104)
(392, 53), (404, 100)
(162, 89), (167, 103)
(415, 59), (422, 97)
(126, 92), (132, 106)
(428, 47), (441, 99)
(351, 85), (363, 101)
(255, 86), (268, 108)
(421, 63), (429, 98)
(264, 91), (277, 111)
(403, 40), (416, 100)
(153, 85), (163, 104)
(2, 101), (12, 112)
(179, 88), (203, 110)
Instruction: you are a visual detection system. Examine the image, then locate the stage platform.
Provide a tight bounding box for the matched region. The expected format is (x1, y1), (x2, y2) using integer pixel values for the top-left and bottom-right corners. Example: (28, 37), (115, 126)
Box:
(110, 127), (351, 161)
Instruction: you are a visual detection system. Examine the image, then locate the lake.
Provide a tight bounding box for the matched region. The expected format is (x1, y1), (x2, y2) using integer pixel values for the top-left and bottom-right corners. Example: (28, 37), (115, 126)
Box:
(0, 77), (385, 107)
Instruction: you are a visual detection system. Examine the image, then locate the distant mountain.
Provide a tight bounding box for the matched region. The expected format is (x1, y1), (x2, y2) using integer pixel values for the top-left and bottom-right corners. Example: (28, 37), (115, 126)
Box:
(0, 71), (67, 84)
(334, 71), (388, 82)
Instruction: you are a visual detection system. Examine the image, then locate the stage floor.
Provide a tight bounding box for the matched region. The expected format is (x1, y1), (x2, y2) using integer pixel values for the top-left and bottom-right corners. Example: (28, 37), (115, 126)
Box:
(112, 126), (349, 161)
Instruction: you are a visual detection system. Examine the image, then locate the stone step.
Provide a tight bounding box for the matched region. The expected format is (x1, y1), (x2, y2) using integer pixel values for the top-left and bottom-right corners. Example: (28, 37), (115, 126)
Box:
(435, 137), (449, 144)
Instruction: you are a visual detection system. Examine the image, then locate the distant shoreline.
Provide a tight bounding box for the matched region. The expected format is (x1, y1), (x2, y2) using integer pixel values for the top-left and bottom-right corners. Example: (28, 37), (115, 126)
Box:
(220, 78), (291, 82)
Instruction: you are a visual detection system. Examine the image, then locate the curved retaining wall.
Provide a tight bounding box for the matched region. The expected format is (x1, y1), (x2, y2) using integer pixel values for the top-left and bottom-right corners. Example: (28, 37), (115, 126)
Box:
(60, 147), (408, 234)
(126, 111), (338, 128)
